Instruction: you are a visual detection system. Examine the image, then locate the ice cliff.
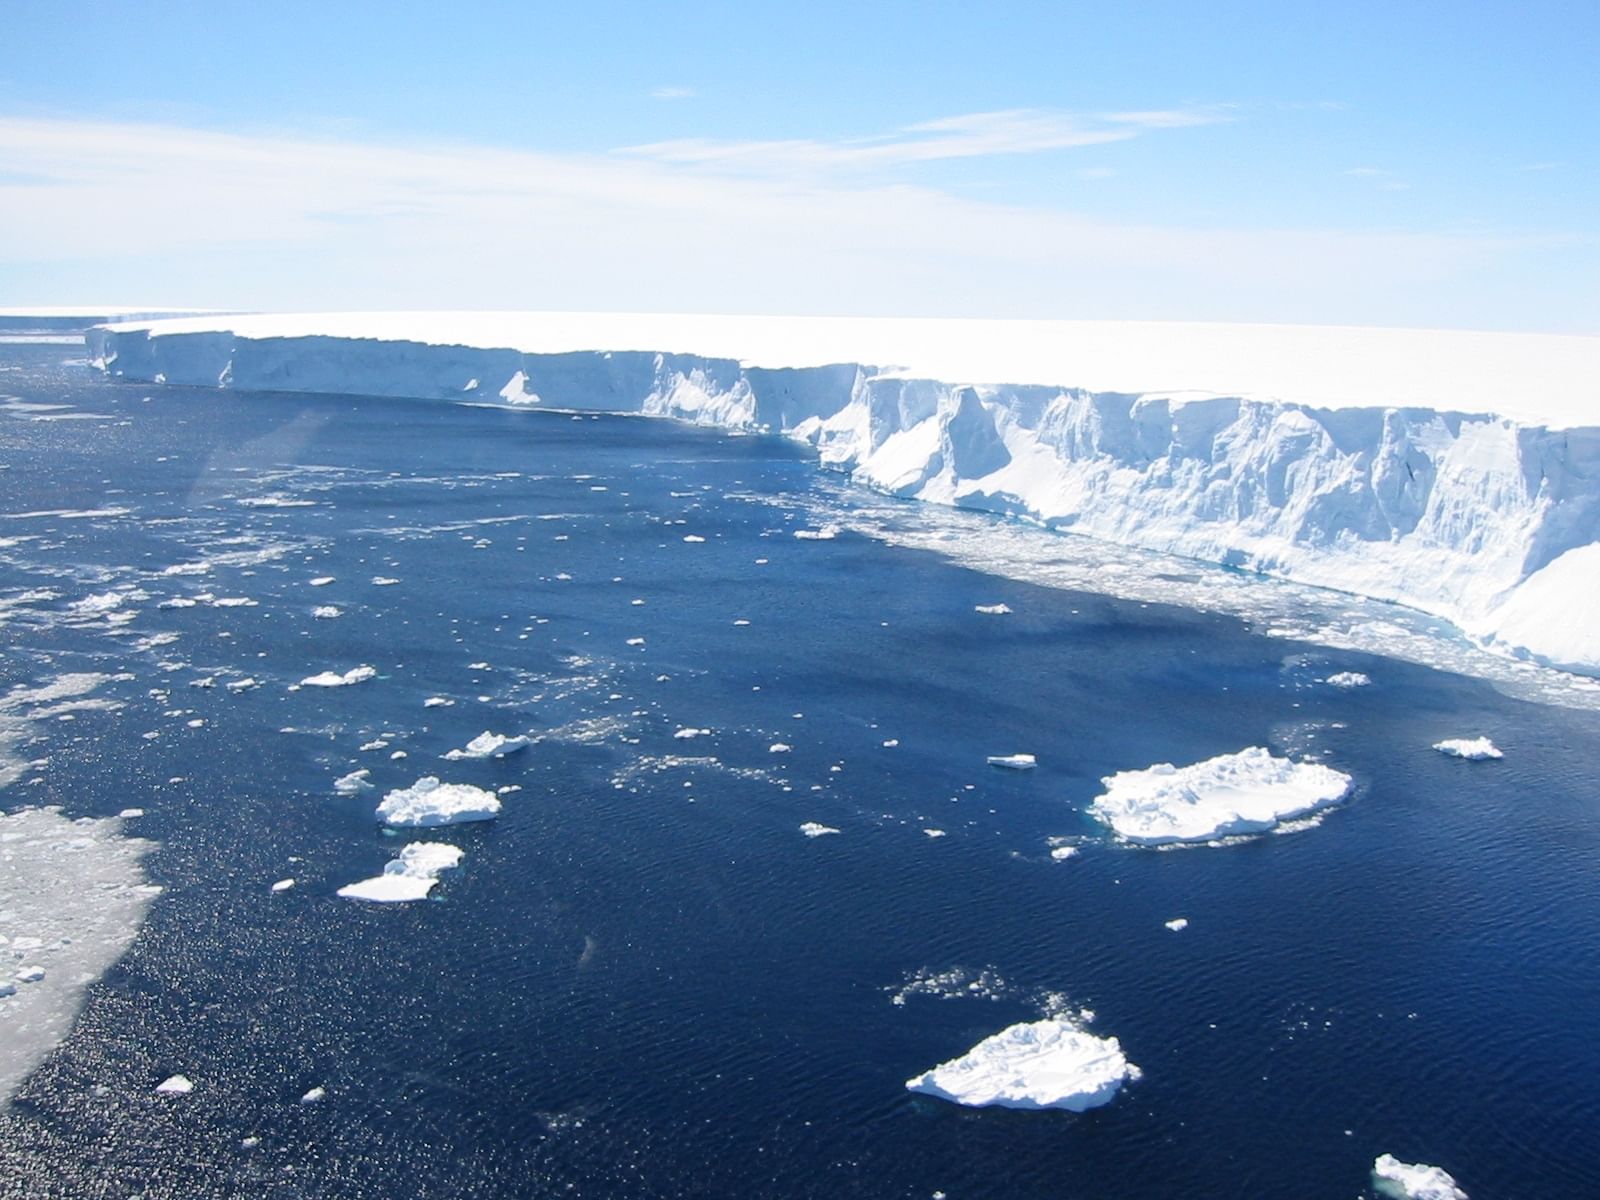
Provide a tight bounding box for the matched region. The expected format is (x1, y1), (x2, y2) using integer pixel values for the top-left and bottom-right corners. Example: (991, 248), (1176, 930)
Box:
(85, 314), (1600, 675)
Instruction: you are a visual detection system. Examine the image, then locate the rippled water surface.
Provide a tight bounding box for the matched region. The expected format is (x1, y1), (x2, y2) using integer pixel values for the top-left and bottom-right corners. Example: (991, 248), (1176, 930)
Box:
(2, 343), (1598, 1199)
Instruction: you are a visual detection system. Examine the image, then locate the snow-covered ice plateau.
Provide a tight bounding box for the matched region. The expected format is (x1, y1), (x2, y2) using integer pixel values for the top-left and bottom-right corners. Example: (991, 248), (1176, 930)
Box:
(905, 1015), (1141, 1111)
(1089, 746), (1351, 845)
(86, 312), (1600, 677)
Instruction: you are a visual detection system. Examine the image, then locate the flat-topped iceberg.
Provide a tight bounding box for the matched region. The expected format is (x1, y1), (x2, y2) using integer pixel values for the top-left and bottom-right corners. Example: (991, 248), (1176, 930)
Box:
(337, 842), (464, 902)
(1090, 746), (1351, 845)
(376, 776), (501, 827)
(443, 731), (530, 760)
(1372, 1154), (1468, 1199)
(300, 665), (377, 688)
(987, 753), (1036, 770)
(906, 1015), (1141, 1111)
(1433, 737), (1502, 760)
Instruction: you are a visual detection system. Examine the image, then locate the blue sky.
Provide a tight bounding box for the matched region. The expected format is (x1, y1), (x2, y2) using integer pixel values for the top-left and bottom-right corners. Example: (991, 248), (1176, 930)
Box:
(2, 1), (1595, 330)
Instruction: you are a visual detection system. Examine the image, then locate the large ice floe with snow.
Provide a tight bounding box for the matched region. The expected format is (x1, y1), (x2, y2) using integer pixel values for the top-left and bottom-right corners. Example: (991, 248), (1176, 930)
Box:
(337, 842), (463, 902)
(86, 313), (1600, 676)
(905, 1015), (1141, 1111)
(1090, 746), (1352, 845)
(375, 777), (501, 827)
(1372, 1154), (1469, 1199)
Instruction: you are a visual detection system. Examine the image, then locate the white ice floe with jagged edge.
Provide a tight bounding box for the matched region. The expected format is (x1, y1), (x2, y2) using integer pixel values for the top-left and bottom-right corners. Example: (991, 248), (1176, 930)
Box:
(443, 731), (530, 760)
(905, 1013), (1141, 1111)
(376, 777), (501, 826)
(1433, 737), (1502, 760)
(300, 665), (377, 688)
(1372, 1155), (1469, 1199)
(337, 842), (464, 903)
(85, 313), (1600, 681)
(1090, 746), (1351, 846)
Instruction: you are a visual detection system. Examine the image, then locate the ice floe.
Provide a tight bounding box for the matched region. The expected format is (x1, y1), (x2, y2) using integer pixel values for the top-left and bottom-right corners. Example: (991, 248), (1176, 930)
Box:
(300, 1085), (327, 1104)
(337, 841), (464, 902)
(1164, 918), (1189, 932)
(793, 526), (838, 540)
(333, 769), (373, 795)
(905, 1015), (1141, 1111)
(1433, 737), (1502, 760)
(300, 665), (377, 688)
(270, 878), (295, 892)
(312, 605), (341, 619)
(1372, 1155), (1468, 1199)
(1325, 671), (1372, 688)
(1089, 746), (1352, 846)
(974, 603), (1012, 614)
(987, 754), (1036, 770)
(800, 822), (840, 838)
(376, 777), (501, 826)
(155, 1074), (194, 1095)
(443, 731), (530, 759)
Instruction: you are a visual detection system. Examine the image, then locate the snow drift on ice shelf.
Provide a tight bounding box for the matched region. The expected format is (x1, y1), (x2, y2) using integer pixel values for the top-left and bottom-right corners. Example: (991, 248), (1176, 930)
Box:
(86, 313), (1600, 676)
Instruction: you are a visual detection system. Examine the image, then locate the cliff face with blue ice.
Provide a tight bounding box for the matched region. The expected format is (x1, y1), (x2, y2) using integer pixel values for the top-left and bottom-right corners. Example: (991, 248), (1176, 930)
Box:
(87, 318), (1600, 676)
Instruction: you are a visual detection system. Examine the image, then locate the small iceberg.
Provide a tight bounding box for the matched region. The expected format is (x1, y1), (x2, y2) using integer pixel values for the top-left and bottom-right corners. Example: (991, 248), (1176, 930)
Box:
(1433, 737), (1502, 760)
(333, 769), (373, 795)
(444, 731), (530, 760)
(1372, 1154), (1468, 1199)
(793, 526), (838, 540)
(1090, 746), (1351, 846)
(987, 754), (1036, 770)
(155, 1074), (193, 1096)
(300, 666), (377, 688)
(1164, 917), (1188, 932)
(1325, 671), (1371, 688)
(974, 603), (1012, 615)
(799, 822), (840, 838)
(337, 842), (464, 902)
(906, 1015), (1140, 1111)
(300, 1086), (327, 1105)
(376, 777), (501, 827)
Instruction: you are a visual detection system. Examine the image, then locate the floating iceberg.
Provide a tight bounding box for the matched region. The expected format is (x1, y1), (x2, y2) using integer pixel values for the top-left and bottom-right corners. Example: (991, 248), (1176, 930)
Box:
(1089, 746), (1351, 845)
(337, 842), (464, 902)
(376, 777), (501, 827)
(333, 769), (372, 795)
(793, 526), (838, 540)
(155, 1074), (193, 1095)
(300, 665), (377, 688)
(799, 822), (840, 838)
(443, 731), (530, 759)
(906, 1016), (1141, 1111)
(1372, 1154), (1469, 1199)
(974, 603), (1012, 615)
(1433, 737), (1502, 760)
(1325, 671), (1372, 688)
(987, 754), (1036, 770)
(1164, 918), (1189, 932)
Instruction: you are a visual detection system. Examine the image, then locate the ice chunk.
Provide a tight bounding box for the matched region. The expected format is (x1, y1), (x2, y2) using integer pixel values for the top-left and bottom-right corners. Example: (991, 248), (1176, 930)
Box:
(333, 769), (373, 794)
(1433, 737), (1502, 760)
(923, 828), (947, 838)
(225, 677), (258, 692)
(376, 777), (501, 827)
(1164, 918), (1189, 932)
(443, 731), (530, 759)
(987, 754), (1036, 770)
(673, 727), (710, 740)
(769, 743), (792, 753)
(974, 603), (1012, 614)
(372, 576), (400, 586)
(155, 1074), (193, 1095)
(793, 526), (838, 540)
(682, 535), (705, 543)
(300, 1086), (326, 1104)
(799, 822), (840, 837)
(337, 841), (464, 902)
(1372, 1154), (1468, 1200)
(1325, 671), (1371, 688)
(906, 1016), (1141, 1111)
(16, 965), (45, 983)
(300, 665), (377, 688)
(309, 577), (335, 586)
(1050, 845), (1080, 861)
(1090, 746), (1351, 845)
(270, 878), (295, 893)
(312, 605), (340, 619)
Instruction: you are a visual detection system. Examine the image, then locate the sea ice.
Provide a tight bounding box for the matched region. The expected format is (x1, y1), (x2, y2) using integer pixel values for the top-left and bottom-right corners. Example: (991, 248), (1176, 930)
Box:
(443, 731), (530, 759)
(270, 879), (295, 892)
(1372, 1154), (1469, 1199)
(300, 666), (377, 687)
(312, 605), (340, 619)
(1164, 918), (1189, 932)
(376, 777), (501, 827)
(155, 1074), (193, 1095)
(1089, 746), (1351, 845)
(974, 603), (1012, 614)
(793, 526), (838, 540)
(1433, 737), (1502, 760)
(800, 822), (840, 837)
(424, 696), (454, 707)
(1325, 671), (1372, 688)
(674, 727), (711, 740)
(333, 769), (373, 794)
(987, 754), (1036, 770)
(906, 1015), (1141, 1111)
(309, 576), (335, 586)
(300, 1086), (326, 1104)
(769, 743), (792, 753)
(337, 842), (464, 902)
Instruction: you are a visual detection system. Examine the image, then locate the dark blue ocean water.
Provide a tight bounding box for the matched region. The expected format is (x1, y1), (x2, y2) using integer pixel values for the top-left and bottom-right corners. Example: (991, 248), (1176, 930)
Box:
(1, 341), (1598, 1199)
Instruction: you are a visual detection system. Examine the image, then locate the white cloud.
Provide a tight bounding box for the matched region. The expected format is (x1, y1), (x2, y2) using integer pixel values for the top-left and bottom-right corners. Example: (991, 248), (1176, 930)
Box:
(0, 115), (1582, 329)
(650, 86), (695, 101)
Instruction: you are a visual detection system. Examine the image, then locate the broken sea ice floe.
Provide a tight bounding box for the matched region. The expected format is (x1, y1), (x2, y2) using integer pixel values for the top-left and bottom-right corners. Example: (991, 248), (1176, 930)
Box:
(443, 731), (530, 759)
(337, 842), (464, 902)
(155, 1074), (193, 1095)
(333, 769), (372, 795)
(1433, 737), (1502, 760)
(986, 754), (1036, 770)
(300, 665), (377, 688)
(799, 822), (840, 838)
(1089, 746), (1351, 846)
(906, 1014), (1141, 1111)
(1372, 1154), (1469, 1199)
(375, 777), (501, 827)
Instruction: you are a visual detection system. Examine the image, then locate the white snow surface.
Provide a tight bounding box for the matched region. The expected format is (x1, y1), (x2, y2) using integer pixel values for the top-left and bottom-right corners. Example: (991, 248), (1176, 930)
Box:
(1433, 737), (1503, 760)
(337, 842), (464, 902)
(375, 777), (501, 827)
(1090, 746), (1352, 845)
(905, 1016), (1141, 1111)
(1372, 1154), (1469, 1200)
(87, 312), (1600, 675)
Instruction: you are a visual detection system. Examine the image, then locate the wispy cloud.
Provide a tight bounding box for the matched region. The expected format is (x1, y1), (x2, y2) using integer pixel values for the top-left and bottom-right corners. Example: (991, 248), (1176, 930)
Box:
(0, 115), (1578, 329)
(618, 106), (1230, 173)
(650, 86), (695, 101)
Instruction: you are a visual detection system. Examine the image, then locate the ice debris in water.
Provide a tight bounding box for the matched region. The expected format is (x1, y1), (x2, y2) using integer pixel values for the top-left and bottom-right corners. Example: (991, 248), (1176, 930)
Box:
(270, 879), (295, 893)
(673, 727), (710, 740)
(300, 1086), (327, 1104)
(424, 696), (454, 708)
(155, 1074), (193, 1096)
(974, 603), (1012, 614)
(376, 777), (501, 827)
(769, 743), (792, 753)
(905, 1014), (1140, 1111)
(1433, 737), (1502, 760)
(800, 822), (840, 838)
(1372, 1155), (1469, 1199)
(312, 606), (341, 619)
(1089, 746), (1351, 846)
(793, 526), (838, 540)
(338, 842), (464, 902)
(1164, 918), (1189, 932)
(300, 666), (377, 688)
(987, 754), (1036, 770)
(443, 731), (530, 759)
(1325, 671), (1371, 687)
(334, 769), (373, 795)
